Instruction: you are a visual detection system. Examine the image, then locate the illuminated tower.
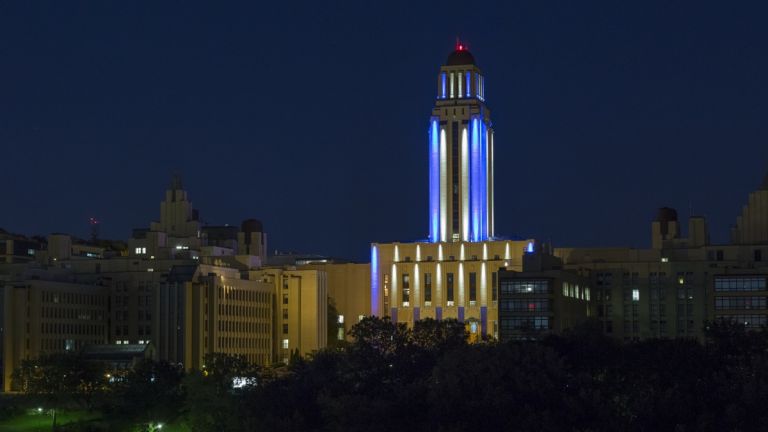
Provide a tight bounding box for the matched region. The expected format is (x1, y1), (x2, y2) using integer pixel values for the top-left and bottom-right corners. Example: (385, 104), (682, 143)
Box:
(429, 42), (494, 243)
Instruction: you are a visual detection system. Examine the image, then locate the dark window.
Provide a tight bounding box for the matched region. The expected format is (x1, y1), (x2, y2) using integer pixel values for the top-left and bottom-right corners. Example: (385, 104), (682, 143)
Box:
(755, 249), (763, 262)
(447, 273), (455, 303)
(424, 273), (432, 303)
(716, 250), (724, 261)
(469, 272), (477, 302)
(402, 274), (410, 304)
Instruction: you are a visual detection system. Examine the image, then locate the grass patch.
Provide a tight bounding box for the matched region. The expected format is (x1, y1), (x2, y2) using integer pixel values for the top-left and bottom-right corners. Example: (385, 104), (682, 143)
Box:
(0, 410), (99, 431)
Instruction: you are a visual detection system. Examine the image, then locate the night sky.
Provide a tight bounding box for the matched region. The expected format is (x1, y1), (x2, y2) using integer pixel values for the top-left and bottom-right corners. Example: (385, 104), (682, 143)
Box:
(2, 2), (767, 261)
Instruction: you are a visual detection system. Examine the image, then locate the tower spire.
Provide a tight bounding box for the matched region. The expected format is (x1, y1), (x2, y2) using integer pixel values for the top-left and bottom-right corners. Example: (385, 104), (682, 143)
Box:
(455, 37), (465, 51)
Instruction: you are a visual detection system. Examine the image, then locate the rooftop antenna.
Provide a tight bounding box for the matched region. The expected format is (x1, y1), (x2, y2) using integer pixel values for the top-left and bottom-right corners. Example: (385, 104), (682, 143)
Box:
(455, 37), (466, 51)
(88, 217), (100, 243)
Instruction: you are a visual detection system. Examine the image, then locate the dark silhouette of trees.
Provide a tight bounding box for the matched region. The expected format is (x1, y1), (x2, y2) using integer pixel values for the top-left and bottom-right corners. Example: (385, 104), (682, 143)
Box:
(12, 318), (768, 431)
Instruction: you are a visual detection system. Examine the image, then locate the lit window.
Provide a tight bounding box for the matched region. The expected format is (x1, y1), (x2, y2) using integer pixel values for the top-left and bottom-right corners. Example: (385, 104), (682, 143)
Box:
(632, 289), (640, 302)
(337, 315), (344, 324)
(337, 328), (344, 340)
(450, 72), (455, 98)
(358, 315), (364, 322)
(282, 339), (289, 349)
(661, 257), (669, 263)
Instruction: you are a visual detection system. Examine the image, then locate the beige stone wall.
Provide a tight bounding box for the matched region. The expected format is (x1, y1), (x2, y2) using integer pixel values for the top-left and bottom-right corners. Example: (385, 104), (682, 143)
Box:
(371, 240), (533, 337)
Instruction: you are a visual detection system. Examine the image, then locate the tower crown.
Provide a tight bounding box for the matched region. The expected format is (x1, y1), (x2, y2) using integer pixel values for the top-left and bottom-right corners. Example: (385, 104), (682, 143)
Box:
(446, 45), (476, 66)
(436, 44), (485, 102)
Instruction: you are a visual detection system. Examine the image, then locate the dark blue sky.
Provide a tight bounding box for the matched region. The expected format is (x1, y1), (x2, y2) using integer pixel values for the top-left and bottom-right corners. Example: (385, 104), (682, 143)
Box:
(2, 1), (767, 261)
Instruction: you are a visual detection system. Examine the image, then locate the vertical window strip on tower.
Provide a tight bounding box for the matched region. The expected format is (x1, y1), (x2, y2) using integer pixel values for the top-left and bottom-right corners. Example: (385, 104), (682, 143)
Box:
(465, 71), (471, 97)
(471, 117), (481, 241)
(458, 71), (463, 98)
(441, 72), (447, 99)
(450, 72), (455, 98)
(461, 126), (470, 241)
(439, 128), (448, 242)
(451, 121), (460, 237)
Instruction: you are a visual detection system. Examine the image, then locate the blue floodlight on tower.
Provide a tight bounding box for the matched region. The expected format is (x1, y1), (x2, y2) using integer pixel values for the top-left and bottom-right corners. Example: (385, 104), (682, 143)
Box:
(429, 118), (440, 242)
(370, 245), (379, 315)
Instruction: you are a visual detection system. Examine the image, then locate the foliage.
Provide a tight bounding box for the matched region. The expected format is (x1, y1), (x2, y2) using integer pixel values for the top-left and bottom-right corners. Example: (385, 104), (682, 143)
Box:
(12, 352), (106, 409)
(180, 353), (258, 432)
(11, 319), (768, 431)
(104, 360), (184, 424)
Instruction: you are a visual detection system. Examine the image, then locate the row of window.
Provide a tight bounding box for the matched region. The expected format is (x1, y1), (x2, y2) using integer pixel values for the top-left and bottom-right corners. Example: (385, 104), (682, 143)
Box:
(439, 70), (485, 100)
(715, 296), (767, 310)
(499, 299), (550, 312)
(115, 325), (151, 336)
(717, 314), (768, 328)
(41, 338), (102, 352)
(400, 272), (499, 307)
(42, 291), (105, 306)
(714, 277), (767, 292)
(501, 280), (550, 295)
(217, 286), (270, 303)
(562, 282), (590, 300)
(500, 316), (550, 331)
(217, 336), (272, 350)
(217, 320), (270, 334)
(41, 307), (104, 321)
(40, 322), (106, 335)
(218, 304), (271, 318)
(42, 322), (105, 336)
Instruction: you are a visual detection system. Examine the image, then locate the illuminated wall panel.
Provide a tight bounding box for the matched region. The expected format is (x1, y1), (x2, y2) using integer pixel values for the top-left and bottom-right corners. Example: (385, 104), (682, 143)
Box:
(470, 117), (481, 241)
(439, 128), (448, 242)
(461, 127), (469, 241)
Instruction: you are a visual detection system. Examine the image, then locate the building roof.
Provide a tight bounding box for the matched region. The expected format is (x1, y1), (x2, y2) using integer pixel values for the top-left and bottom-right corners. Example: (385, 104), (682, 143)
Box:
(81, 344), (151, 361)
(446, 48), (476, 66)
(167, 264), (198, 282)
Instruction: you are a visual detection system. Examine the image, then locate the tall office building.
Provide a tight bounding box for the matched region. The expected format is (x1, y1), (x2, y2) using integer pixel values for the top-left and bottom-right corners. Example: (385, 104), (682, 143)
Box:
(430, 43), (494, 243)
(371, 45), (537, 338)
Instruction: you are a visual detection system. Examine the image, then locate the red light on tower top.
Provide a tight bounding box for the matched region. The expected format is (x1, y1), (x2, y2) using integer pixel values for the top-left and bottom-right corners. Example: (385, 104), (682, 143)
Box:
(455, 38), (467, 51)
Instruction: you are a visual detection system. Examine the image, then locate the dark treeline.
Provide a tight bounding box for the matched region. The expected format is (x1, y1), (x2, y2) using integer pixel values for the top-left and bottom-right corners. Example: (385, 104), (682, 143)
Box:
(7, 317), (768, 431)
